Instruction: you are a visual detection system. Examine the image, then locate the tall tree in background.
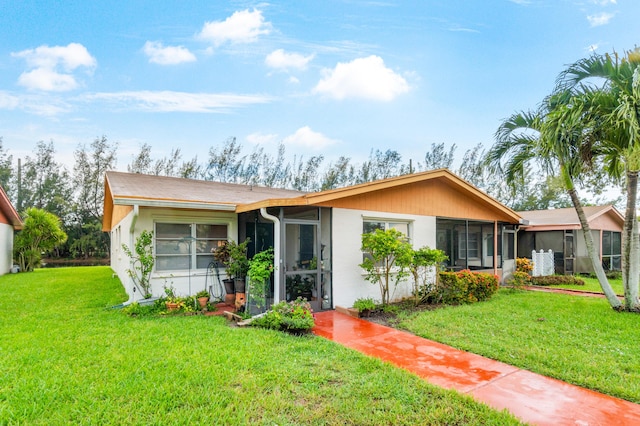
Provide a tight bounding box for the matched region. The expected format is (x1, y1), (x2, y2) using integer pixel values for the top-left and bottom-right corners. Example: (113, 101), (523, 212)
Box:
(0, 138), (13, 197)
(70, 136), (117, 258)
(423, 142), (456, 170)
(207, 137), (245, 182)
(127, 142), (153, 174)
(321, 156), (355, 190)
(73, 136), (117, 222)
(19, 140), (72, 221)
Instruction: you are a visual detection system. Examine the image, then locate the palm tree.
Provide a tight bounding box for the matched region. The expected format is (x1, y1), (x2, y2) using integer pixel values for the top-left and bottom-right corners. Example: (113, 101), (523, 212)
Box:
(556, 49), (640, 311)
(486, 91), (623, 309)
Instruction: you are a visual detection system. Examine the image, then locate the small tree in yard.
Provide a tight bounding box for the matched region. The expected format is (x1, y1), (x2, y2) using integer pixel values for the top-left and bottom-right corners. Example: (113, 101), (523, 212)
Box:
(360, 228), (413, 305)
(122, 230), (154, 298)
(410, 247), (448, 305)
(14, 207), (67, 272)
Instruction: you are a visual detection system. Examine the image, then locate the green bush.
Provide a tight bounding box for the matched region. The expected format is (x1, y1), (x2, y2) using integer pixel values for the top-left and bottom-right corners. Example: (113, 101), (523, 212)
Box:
(508, 271), (532, 290)
(252, 298), (315, 333)
(429, 270), (499, 305)
(470, 271), (500, 301)
(433, 272), (468, 304)
(530, 275), (585, 286)
(353, 297), (377, 312)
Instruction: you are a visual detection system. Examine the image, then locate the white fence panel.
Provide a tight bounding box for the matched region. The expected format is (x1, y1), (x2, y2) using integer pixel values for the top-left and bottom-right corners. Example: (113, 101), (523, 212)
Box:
(532, 249), (554, 277)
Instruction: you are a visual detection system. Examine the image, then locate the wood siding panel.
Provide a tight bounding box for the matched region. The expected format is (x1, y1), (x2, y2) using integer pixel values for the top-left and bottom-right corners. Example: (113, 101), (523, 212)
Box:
(590, 212), (623, 231)
(111, 205), (134, 229)
(317, 179), (517, 222)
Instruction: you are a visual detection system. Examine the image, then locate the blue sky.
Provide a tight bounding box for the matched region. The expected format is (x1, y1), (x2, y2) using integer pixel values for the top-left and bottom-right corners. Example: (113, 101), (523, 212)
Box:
(0, 0), (637, 172)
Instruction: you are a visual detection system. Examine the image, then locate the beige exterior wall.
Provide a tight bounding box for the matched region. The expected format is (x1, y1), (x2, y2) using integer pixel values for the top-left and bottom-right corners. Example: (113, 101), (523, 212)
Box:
(331, 207), (437, 308)
(0, 222), (13, 274)
(112, 206), (238, 301)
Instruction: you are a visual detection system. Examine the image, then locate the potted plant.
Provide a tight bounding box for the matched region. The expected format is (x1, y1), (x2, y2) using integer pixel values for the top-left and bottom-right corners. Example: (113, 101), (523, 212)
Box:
(164, 286), (181, 311)
(195, 290), (210, 309)
(227, 239), (250, 293)
(247, 248), (274, 312)
(213, 242), (236, 305)
(353, 297), (377, 317)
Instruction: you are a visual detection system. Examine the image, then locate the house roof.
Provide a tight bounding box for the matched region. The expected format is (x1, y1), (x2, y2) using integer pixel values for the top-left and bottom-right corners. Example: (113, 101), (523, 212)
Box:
(236, 168), (522, 223)
(518, 205), (624, 231)
(0, 185), (22, 230)
(103, 169), (522, 230)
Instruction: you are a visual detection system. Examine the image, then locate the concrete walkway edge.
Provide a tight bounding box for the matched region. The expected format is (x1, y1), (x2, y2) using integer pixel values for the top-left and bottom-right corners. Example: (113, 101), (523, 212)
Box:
(312, 310), (640, 426)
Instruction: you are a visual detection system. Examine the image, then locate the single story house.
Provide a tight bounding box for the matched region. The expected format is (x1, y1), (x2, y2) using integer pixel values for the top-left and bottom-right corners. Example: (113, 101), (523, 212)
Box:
(0, 185), (22, 274)
(517, 205), (624, 275)
(103, 169), (523, 310)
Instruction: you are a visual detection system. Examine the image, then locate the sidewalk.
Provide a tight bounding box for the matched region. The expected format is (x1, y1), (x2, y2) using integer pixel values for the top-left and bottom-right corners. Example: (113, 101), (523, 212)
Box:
(313, 310), (640, 426)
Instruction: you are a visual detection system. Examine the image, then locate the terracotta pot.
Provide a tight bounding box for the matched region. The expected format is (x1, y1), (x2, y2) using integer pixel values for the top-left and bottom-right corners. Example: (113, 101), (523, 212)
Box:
(197, 297), (209, 309)
(224, 293), (236, 306)
(235, 292), (246, 309)
(166, 302), (179, 311)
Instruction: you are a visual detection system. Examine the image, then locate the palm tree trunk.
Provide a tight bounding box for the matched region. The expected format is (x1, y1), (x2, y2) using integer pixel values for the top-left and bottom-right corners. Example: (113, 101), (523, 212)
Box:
(622, 170), (640, 311)
(566, 183), (623, 310)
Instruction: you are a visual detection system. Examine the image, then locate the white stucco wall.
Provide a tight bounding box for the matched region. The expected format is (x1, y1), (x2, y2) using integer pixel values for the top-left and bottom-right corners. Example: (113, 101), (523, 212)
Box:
(0, 222), (14, 274)
(112, 207), (238, 301)
(331, 208), (437, 308)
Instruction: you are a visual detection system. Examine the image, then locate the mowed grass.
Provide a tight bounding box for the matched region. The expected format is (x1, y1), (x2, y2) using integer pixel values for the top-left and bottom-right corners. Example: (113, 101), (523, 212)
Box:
(545, 275), (624, 295)
(398, 289), (640, 403)
(0, 267), (521, 425)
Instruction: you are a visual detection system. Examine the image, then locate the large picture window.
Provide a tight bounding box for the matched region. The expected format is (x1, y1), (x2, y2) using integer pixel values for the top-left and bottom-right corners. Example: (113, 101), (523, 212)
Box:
(602, 230), (621, 271)
(437, 218), (498, 271)
(155, 223), (228, 271)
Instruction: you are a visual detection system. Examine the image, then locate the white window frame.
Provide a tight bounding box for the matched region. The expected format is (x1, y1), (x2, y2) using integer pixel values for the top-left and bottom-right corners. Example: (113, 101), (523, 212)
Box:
(154, 222), (228, 272)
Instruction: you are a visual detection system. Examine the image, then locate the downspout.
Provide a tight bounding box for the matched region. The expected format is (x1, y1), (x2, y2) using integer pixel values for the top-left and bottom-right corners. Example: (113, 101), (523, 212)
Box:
(260, 207), (281, 304)
(493, 221), (498, 277)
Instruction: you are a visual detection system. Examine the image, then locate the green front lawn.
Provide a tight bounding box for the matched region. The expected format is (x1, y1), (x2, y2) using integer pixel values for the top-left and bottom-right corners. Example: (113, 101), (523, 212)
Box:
(398, 289), (640, 403)
(545, 275), (624, 295)
(0, 267), (521, 425)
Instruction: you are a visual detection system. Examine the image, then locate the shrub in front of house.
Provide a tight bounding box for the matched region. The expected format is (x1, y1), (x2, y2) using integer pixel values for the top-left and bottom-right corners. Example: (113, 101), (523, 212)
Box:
(251, 298), (315, 333)
(530, 275), (585, 286)
(429, 270), (499, 305)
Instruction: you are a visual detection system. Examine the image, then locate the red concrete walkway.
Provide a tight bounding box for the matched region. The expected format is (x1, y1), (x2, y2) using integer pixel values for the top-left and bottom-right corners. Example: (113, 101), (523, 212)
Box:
(313, 310), (640, 426)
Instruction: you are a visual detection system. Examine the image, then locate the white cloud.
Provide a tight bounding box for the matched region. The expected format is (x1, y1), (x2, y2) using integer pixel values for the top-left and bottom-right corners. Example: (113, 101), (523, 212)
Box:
(11, 43), (96, 91)
(313, 55), (410, 101)
(587, 12), (614, 26)
(283, 126), (338, 150)
(590, 0), (616, 5)
(17, 68), (79, 91)
(246, 132), (279, 145)
(86, 90), (272, 113)
(0, 91), (71, 116)
(143, 41), (196, 65)
(0, 92), (20, 110)
(197, 9), (271, 46)
(265, 49), (314, 70)
(509, 0), (531, 4)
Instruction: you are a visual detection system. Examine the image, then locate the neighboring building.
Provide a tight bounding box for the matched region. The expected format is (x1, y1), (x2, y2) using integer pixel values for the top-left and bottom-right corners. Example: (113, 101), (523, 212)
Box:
(103, 169), (522, 310)
(0, 185), (22, 274)
(517, 205), (623, 275)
